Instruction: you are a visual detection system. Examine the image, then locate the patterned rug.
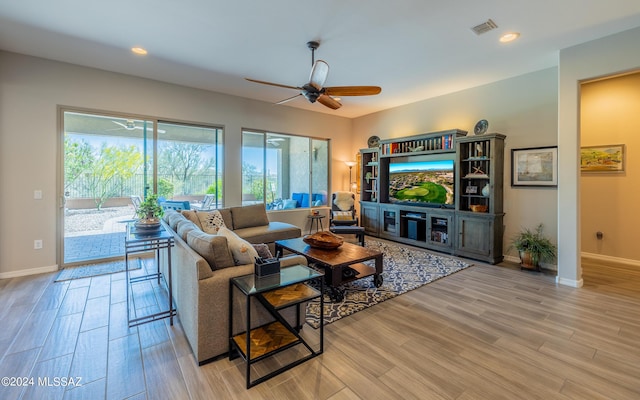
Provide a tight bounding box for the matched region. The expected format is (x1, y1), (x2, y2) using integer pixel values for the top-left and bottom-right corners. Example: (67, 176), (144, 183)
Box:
(305, 239), (472, 328)
(54, 258), (144, 281)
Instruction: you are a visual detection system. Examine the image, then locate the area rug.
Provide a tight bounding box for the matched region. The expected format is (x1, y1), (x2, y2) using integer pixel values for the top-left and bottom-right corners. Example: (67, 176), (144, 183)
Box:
(305, 239), (472, 328)
(54, 258), (144, 282)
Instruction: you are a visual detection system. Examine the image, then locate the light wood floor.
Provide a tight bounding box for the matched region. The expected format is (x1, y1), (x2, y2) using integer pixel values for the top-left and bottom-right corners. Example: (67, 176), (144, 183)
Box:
(0, 254), (639, 400)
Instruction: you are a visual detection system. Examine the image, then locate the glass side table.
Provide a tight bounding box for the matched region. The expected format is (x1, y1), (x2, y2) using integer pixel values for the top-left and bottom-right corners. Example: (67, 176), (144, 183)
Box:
(229, 265), (324, 388)
(125, 223), (176, 327)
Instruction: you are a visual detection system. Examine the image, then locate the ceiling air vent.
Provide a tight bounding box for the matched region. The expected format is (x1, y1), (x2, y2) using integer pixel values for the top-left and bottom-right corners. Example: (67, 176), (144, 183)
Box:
(471, 19), (498, 35)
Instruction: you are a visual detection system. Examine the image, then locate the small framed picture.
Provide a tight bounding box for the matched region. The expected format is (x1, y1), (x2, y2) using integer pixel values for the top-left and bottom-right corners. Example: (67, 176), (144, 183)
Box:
(465, 185), (478, 194)
(511, 146), (558, 187)
(580, 144), (625, 172)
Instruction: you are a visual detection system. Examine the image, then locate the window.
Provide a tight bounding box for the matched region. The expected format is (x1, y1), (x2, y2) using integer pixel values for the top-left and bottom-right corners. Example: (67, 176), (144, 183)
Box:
(157, 122), (224, 208)
(242, 130), (329, 210)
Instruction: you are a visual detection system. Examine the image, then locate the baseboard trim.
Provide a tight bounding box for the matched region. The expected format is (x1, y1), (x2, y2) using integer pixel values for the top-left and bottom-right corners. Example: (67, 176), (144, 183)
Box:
(556, 276), (584, 288)
(503, 255), (558, 271)
(0, 264), (58, 279)
(581, 252), (640, 267)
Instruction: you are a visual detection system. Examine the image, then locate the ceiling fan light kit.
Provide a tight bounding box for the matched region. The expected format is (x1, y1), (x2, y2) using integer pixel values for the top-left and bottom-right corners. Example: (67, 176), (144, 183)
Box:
(246, 40), (381, 110)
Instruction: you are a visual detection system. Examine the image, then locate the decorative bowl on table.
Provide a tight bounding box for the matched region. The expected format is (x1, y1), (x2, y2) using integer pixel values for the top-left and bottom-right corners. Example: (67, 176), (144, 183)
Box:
(303, 231), (344, 249)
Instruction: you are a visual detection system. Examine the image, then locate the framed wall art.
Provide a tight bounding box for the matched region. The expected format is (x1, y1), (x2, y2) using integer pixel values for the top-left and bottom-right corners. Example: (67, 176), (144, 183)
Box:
(580, 144), (625, 172)
(511, 146), (558, 187)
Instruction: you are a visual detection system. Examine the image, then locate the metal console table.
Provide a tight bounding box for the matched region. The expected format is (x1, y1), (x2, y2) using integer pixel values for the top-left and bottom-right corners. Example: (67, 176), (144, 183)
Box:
(125, 223), (176, 327)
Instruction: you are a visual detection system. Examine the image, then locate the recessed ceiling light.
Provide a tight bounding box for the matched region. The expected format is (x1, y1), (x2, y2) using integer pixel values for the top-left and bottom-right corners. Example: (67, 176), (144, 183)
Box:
(499, 32), (520, 43)
(131, 47), (148, 55)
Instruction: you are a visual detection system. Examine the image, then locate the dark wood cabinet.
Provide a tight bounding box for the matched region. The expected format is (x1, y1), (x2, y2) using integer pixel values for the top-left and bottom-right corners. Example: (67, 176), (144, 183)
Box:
(455, 133), (505, 263)
(455, 213), (504, 263)
(360, 202), (380, 236)
(357, 130), (505, 264)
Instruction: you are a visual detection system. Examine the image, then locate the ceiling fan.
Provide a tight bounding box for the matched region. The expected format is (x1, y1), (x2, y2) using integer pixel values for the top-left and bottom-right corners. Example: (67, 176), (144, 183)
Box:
(246, 41), (381, 110)
(110, 120), (166, 133)
(266, 137), (285, 146)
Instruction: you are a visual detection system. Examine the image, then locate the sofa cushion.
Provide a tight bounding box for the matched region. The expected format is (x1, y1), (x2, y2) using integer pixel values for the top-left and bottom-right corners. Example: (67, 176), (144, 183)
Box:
(198, 210), (227, 234)
(180, 210), (203, 230)
(234, 222), (302, 245)
(230, 203), (269, 229)
(168, 211), (187, 230)
(186, 230), (235, 270)
(217, 227), (259, 265)
(163, 209), (177, 223)
(176, 220), (199, 242)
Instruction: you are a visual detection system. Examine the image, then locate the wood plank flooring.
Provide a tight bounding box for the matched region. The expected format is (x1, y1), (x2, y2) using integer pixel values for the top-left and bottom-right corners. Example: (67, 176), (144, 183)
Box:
(0, 254), (639, 399)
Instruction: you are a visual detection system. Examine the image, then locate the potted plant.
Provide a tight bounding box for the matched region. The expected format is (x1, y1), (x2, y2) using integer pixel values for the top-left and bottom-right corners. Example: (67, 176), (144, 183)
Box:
(135, 194), (164, 229)
(509, 223), (556, 271)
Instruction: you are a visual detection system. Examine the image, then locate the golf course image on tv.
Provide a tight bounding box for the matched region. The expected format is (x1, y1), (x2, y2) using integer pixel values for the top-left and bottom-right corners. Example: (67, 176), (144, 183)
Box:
(388, 160), (454, 206)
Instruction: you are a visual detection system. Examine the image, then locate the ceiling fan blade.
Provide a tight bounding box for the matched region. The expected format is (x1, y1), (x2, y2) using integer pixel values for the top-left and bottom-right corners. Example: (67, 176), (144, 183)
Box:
(317, 94), (342, 110)
(245, 78), (300, 90)
(276, 93), (302, 105)
(324, 86), (382, 96)
(309, 60), (329, 90)
(112, 121), (129, 129)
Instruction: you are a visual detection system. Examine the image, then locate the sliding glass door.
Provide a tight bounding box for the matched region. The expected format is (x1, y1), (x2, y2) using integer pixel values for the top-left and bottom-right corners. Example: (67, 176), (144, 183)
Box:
(241, 129), (329, 210)
(61, 110), (223, 266)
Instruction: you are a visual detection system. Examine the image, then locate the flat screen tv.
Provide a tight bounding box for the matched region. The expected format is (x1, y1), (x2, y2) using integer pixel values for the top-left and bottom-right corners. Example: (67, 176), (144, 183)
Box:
(388, 159), (454, 207)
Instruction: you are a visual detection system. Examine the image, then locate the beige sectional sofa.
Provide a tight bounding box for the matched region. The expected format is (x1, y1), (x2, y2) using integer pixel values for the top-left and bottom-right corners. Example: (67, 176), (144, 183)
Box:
(159, 204), (304, 364)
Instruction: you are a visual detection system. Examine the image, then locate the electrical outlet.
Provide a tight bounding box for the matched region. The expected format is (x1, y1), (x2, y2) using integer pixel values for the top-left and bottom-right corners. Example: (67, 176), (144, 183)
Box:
(34, 240), (43, 249)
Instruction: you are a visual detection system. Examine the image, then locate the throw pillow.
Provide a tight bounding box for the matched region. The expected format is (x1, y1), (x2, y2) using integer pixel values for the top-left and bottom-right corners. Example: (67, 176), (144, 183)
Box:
(252, 243), (273, 260)
(282, 199), (298, 209)
(217, 226), (259, 265)
(180, 209), (203, 230)
(186, 230), (235, 270)
(230, 203), (269, 229)
(333, 211), (353, 221)
(199, 210), (227, 234)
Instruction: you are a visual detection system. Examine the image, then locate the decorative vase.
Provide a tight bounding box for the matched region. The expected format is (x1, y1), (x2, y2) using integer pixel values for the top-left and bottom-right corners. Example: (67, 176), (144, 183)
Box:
(481, 183), (490, 197)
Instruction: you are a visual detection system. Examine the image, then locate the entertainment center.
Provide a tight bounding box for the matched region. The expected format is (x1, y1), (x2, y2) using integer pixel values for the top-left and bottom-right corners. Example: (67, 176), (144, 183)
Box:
(359, 129), (505, 264)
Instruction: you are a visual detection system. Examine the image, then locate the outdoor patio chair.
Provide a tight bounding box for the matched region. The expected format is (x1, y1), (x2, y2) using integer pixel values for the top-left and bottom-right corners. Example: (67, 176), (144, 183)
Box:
(130, 195), (142, 218)
(193, 194), (215, 211)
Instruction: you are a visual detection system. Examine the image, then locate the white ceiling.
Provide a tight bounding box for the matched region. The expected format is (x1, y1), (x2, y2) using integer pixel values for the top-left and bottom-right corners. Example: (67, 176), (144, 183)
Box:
(2, 0), (640, 118)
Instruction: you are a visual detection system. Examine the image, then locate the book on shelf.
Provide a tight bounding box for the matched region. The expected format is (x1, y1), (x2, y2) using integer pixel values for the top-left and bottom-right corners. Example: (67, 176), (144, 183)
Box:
(464, 173), (489, 179)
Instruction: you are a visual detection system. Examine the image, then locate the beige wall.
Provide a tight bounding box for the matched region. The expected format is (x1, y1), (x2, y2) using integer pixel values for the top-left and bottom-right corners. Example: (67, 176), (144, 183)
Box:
(352, 68), (560, 264)
(580, 72), (640, 261)
(559, 25), (640, 287)
(0, 51), (352, 277)
(3, 25), (640, 280)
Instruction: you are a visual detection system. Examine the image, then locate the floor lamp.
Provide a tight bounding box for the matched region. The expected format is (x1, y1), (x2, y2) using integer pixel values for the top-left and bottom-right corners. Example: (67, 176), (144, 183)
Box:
(345, 161), (357, 191)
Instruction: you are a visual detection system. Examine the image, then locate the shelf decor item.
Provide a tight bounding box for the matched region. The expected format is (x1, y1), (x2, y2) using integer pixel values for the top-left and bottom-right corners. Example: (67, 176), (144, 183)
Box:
(474, 119), (488, 135)
(511, 146), (558, 187)
(580, 144), (625, 172)
(134, 193), (164, 231)
(481, 183), (490, 197)
(509, 223), (556, 271)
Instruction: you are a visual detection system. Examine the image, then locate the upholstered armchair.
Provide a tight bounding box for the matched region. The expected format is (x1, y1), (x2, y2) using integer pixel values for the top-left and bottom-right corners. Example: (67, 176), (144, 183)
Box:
(330, 192), (358, 226)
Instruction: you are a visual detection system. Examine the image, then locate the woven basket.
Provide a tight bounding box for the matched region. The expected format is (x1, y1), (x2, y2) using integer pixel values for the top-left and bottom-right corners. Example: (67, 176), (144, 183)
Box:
(470, 204), (488, 213)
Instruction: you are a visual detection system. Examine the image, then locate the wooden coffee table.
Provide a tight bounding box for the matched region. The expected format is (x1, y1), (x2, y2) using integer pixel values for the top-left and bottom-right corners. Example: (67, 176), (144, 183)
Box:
(275, 237), (383, 301)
